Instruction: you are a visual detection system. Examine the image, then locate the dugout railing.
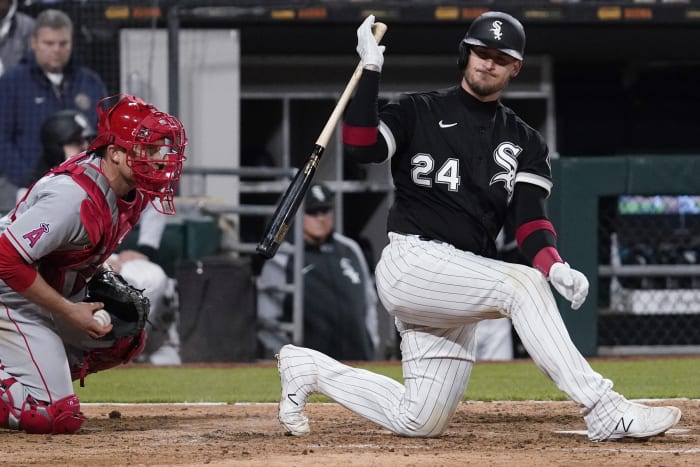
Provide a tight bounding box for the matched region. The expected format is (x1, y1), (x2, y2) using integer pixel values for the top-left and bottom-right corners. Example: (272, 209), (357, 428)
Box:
(180, 165), (308, 348)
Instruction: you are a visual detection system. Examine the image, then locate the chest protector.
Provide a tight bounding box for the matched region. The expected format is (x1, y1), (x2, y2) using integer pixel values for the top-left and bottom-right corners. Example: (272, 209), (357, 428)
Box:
(35, 153), (148, 296)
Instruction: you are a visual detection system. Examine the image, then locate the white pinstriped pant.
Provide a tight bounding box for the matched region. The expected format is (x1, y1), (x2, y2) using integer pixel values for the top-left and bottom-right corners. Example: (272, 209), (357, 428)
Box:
(300, 232), (613, 437)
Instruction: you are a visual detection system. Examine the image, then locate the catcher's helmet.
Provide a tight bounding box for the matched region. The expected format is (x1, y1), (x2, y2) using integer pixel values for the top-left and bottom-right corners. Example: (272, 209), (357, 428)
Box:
(87, 94), (187, 214)
(40, 109), (94, 163)
(458, 11), (525, 69)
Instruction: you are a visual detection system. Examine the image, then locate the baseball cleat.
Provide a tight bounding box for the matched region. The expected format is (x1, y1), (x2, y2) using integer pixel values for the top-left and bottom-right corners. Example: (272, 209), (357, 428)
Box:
(276, 345), (317, 436)
(605, 402), (682, 441)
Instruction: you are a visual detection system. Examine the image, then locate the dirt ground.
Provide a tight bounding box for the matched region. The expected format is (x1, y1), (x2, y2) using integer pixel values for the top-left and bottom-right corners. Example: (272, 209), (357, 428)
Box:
(1, 399), (697, 466)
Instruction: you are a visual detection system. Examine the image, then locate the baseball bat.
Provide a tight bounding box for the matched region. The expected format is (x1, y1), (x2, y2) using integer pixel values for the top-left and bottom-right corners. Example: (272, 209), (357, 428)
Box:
(256, 21), (388, 259)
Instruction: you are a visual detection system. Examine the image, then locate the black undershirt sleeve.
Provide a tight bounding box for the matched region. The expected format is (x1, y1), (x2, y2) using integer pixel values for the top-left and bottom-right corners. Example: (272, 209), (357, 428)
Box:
(343, 70), (388, 163)
(344, 70), (380, 127)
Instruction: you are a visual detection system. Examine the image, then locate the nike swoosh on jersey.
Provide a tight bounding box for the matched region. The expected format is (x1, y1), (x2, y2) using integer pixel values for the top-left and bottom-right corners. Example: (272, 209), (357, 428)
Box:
(439, 120), (458, 128)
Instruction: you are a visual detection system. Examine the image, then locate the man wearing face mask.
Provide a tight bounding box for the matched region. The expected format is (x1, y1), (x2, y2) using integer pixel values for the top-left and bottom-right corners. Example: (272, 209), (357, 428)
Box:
(0, 93), (187, 434)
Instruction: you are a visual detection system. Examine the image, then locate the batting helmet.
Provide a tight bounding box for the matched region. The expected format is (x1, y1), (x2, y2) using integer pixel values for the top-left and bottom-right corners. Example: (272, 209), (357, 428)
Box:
(87, 94), (188, 214)
(458, 11), (526, 69)
(40, 109), (94, 166)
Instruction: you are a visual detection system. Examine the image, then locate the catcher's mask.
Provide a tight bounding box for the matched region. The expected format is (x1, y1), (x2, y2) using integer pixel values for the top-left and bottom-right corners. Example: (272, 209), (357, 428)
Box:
(87, 94), (188, 214)
(458, 11), (525, 70)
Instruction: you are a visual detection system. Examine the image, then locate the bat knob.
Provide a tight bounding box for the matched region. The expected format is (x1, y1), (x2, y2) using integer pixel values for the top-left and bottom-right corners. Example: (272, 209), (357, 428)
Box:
(256, 238), (280, 259)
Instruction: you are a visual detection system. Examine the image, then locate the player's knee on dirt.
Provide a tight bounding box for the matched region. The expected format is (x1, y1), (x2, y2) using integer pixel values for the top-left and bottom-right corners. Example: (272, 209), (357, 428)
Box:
(1, 378), (84, 434)
(392, 399), (459, 437)
(393, 414), (450, 438)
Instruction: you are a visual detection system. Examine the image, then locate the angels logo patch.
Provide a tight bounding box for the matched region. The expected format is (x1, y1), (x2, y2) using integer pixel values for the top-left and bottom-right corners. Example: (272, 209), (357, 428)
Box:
(22, 223), (50, 248)
(489, 142), (522, 201)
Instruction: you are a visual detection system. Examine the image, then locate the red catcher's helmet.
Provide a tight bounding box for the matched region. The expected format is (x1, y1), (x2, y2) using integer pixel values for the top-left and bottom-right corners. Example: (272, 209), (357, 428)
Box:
(87, 94), (187, 214)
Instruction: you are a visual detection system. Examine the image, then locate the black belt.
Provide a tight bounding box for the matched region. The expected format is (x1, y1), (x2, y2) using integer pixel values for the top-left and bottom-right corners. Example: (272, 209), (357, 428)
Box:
(395, 231), (444, 244)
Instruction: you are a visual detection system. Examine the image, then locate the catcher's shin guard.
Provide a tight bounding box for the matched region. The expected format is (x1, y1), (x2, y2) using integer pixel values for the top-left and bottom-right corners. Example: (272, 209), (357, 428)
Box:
(18, 394), (85, 434)
(1, 378), (84, 434)
(0, 377), (22, 429)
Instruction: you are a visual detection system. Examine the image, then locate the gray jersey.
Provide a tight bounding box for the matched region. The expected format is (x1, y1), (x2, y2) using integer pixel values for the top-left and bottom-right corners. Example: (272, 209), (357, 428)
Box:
(0, 159), (131, 406)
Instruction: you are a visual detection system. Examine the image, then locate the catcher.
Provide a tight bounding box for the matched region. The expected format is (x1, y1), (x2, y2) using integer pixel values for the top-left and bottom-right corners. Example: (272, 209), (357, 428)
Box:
(0, 94), (187, 434)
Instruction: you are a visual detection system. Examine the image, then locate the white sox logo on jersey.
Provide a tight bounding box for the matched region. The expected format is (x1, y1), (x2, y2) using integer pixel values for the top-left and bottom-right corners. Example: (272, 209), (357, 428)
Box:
(489, 142), (522, 201)
(340, 258), (361, 284)
(490, 20), (503, 40)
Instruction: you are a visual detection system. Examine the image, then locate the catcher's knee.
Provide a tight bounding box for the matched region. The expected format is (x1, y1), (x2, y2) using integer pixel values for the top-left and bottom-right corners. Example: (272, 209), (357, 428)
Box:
(0, 379), (84, 434)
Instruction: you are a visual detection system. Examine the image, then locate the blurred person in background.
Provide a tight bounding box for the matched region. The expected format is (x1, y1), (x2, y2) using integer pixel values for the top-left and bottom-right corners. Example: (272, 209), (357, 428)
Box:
(31, 108), (92, 185)
(0, 8), (107, 213)
(257, 183), (380, 361)
(0, 0), (34, 76)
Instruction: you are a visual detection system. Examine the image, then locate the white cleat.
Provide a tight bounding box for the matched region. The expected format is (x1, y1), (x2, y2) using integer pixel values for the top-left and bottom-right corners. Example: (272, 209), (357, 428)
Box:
(604, 402), (682, 441)
(276, 345), (317, 436)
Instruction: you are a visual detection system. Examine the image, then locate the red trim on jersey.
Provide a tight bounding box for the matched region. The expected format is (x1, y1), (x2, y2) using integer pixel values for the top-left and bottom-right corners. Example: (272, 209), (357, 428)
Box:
(515, 219), (557, 248)
(5, 229), (37, 262)
(342, 123), (378, 146)
(532, 246), (563, 277)
(0, 235), (37, 292)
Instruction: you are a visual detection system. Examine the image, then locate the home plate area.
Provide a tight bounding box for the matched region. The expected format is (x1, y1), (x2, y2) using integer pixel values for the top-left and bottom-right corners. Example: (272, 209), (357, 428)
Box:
(1, 400), (697, 466)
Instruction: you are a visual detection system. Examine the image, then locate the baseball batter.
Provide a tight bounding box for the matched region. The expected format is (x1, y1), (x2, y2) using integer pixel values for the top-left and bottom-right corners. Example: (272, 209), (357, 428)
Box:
(277, 13), (682, 441)
(0, 94), (187, 434)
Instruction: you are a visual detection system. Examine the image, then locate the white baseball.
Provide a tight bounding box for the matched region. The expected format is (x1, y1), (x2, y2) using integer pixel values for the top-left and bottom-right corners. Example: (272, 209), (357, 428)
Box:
(93, 309), (111, 327)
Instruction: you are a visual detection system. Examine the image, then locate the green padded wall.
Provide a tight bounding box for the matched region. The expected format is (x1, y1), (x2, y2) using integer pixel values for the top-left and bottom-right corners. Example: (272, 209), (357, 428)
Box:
(550, 155), (700, 356)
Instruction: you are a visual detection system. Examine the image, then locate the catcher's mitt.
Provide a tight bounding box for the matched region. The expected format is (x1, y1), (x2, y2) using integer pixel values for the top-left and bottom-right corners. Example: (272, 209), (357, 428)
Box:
(71, 268), (150, 386)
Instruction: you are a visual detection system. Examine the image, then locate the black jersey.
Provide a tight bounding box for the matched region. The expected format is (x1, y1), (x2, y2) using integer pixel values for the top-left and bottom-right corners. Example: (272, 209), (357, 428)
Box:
(378, 86), (552, 257)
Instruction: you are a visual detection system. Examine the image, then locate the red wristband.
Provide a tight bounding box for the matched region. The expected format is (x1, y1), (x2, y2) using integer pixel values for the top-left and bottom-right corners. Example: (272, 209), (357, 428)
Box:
(532, 246), (563, 277)
(342, 124), (378, 146)
(515, 219), (557, 249)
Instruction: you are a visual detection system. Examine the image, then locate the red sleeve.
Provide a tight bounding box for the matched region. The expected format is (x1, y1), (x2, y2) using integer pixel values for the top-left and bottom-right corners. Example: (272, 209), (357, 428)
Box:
(0, 234), (38, 292)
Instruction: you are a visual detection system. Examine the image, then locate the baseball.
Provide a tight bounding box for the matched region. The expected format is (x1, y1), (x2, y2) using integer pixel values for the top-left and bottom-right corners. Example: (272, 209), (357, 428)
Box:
(93, 309), (111, 327)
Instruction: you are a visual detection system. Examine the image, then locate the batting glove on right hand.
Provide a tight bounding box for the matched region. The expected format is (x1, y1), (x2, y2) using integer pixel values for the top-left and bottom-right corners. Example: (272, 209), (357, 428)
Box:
(356, 15), (385, 72)
(548, 262), (589, 310)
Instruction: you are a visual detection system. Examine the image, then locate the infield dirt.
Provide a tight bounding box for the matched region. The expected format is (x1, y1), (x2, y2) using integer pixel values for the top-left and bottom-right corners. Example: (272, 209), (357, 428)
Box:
(1, 399), (697, 466)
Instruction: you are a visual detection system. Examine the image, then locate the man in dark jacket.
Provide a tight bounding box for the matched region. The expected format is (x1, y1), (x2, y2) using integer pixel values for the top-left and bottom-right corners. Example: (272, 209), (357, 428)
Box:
(0, 8), (107, 213)
(257, 184), (380, 360)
